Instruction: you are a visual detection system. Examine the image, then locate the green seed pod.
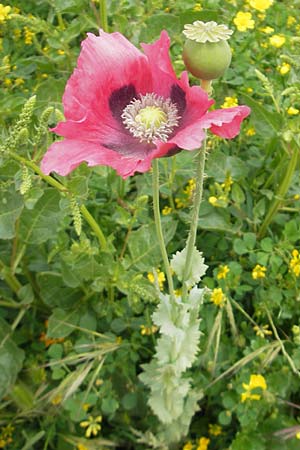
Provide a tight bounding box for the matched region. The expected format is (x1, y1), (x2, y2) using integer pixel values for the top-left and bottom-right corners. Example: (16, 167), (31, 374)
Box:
(183, 39), (232, 80)
(182, 21), (233, 81)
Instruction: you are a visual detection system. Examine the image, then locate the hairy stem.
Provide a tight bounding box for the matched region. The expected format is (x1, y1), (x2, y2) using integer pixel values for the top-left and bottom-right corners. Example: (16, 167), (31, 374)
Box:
(152, 159), (175, 300)
(182, 141), (206, 300)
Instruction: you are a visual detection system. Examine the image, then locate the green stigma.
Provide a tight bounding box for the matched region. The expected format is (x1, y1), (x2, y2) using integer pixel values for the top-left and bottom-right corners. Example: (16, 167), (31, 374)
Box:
(135, 106), (167, 129)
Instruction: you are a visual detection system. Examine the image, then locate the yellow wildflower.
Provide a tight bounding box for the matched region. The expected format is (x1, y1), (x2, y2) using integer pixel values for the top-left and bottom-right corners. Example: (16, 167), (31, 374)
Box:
(278, 62), (291, 75)
(147, 269), (166, 290)
(222, 175), (233, 191)
(184, 178), (196, 198)
(51, 394), (64, 405)
(260, 26), (274, 34)
(296, 432), (300, 439)
(241, 374), (267, 402)
(4, 78), (12, 87)
(13, 29), (21, 39)
(208, 196), (218, 206)
(196, 437), (210, 450)
(287, 107), (299, 116)
(252, 264), (267, 279)
(287, 16), (296, 27)
(77, 444), (89, 450)
(269, 34), (286, 48)
(57, 49), (65, 55)
(246, 127), (256, 136)
(246, 87), (253, 93)
(233, 12), (255, 32)
(24, 26), (34, 45)
(80, 415), (102, 438)
(193, 3), (202, 11)
(211, 288), (226, 307)
(183, 442), (193, 450)
(253, 324), (272, 338)
(217, 265), (230, 280)
(162, 206), (172, 215)
(14, 77), (25, 86)
(209, 424), (222, 436)
(294, 194), (300, 200)
(221, 96), (238, 108)
(249, 0), (273, 11)
(140, 324), (158, 336)
(0, 4), (11, 22)
(0, 424), (14, 448)
(175, 197), (185, 208)
(289, 249), (300, 277)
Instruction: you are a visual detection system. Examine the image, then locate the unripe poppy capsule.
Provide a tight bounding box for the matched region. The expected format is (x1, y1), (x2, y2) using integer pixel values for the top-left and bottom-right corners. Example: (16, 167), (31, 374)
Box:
(183, 39), (232, 80)
(182, 21), (233, 81)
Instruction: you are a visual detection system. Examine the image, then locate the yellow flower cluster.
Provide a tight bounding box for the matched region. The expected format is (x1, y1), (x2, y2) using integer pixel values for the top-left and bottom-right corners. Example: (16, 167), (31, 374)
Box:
(147, 269), (166, 290)
(253, 324), (272, 338)
(246, 127), (256, 136)
(0, 424), (14, 448)
(140, 324), (158, 335)
(0, 4), (11, 22)
(269, 34), (286, 48)
(278, 62), (291, 75)
(24, 26), (35, 45)
(197, 437), (210, 450)
(221, 96), (238, 109)
(175, 179), (196, 209)
(290, 249), (300, 277)
(248, 0), (273, 11)
(183, 442), (193, 450)
(252, 264), (267, 279)
(241, 374), (267, 402)
(208, 423), (222, 436)
(80, 415), (102, 438)
(209, 174), (233, 208)
(287, 107), (299, 116)
(211, 288), (227, 307)
(217, 265), (230, 280)
(233, 12), (255, 32)
(77, 444), (89, 450)
(162, 205), (172, 215)
(260, 26), (274, 34)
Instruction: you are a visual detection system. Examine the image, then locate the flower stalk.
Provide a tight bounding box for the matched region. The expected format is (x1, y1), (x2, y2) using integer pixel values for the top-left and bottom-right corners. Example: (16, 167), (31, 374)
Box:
(99, 0), (109, 32)
(182, 138), (206, 300)
(152, 159), (175, 300)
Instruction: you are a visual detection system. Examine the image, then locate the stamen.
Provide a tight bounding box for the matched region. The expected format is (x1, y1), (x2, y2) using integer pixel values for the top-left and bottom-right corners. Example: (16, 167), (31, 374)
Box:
(121, 93), (180, 143)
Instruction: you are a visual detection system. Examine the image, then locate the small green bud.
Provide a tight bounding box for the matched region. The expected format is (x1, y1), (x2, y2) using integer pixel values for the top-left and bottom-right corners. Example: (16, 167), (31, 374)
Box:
(182, 21), (233, 81)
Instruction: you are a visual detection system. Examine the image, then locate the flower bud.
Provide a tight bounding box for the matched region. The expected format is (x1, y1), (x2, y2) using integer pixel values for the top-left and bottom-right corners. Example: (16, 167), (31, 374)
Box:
(182, 21), (233, 81)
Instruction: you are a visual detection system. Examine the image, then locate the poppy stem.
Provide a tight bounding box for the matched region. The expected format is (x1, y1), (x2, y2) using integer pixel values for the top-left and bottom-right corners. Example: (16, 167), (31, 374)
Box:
(99, 0), (109, 32)
(182, 138), (207, 300)
(152, 159), (175, 300)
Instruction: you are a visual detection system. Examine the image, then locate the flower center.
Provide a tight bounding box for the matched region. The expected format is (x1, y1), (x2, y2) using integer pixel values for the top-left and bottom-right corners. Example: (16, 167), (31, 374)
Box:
(121, 93), (179, 143)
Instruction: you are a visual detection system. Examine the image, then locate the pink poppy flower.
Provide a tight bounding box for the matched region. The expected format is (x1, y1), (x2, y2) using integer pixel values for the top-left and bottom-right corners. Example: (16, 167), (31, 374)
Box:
(41, 30), (250, 178)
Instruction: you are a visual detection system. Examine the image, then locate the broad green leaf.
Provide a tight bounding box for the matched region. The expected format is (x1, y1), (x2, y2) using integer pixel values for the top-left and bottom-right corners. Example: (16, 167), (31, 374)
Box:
(47, 308), (81, 338)
(139, 14), (180, 42)
(37, 273), (81, 308)
(0, 187), (23, 239)
(206, 151), (249, 182)
(241, 94), (282, 133)
(128, 222), (177, 271)
(0, 318), (25, 399)
(19, 189), (64, 244)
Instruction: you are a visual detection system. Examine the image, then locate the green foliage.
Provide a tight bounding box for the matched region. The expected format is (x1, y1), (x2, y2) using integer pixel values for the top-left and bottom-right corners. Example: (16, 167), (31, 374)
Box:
(1, 0), (300, 449)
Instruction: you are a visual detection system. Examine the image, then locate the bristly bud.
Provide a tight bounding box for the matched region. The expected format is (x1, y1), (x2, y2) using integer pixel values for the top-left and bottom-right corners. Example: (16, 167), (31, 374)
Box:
(34, 106), (54, 147)
(70, 195), (82, 236)
(182, 21), (232, 83)
(20, 165), (32, 195)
